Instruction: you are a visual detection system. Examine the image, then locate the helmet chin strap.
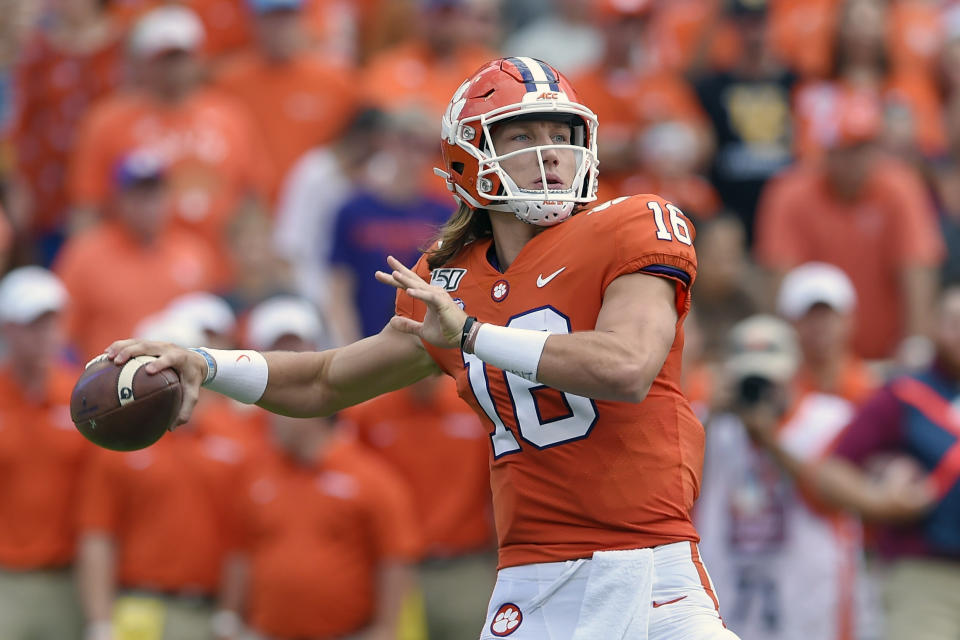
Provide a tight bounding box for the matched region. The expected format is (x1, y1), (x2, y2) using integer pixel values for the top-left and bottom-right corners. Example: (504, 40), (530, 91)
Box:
(496, 172), (575, 227)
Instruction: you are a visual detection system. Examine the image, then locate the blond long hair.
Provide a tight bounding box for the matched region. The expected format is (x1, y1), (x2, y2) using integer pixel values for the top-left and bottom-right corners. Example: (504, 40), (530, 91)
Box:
(426, 202), (492, 270)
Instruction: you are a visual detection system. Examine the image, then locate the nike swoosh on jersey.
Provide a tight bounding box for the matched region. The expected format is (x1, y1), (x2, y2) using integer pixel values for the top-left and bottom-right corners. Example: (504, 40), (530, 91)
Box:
(652, 595), (688, 608)
(536, 267), (566, 287)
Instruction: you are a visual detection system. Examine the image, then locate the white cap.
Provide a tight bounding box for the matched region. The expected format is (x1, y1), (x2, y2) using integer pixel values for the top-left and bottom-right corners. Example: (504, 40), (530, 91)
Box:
(777, 262), (857, 321)
(246, 296), (324, 350)
(167, 292), (236, 336)
(725, 314), (800, 384)
(0, 266), (68, 324)
(130, 6), (205, 59)
(133, 311), (206, 348)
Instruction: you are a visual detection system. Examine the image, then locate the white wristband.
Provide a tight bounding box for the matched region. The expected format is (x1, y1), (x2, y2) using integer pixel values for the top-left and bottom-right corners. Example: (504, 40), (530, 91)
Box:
(471, 324), (551, 381)
(197, 348), (269, 404)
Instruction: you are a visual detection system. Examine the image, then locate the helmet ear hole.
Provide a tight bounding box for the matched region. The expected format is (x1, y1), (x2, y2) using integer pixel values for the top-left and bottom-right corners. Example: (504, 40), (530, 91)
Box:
(451, 162), (465, 175)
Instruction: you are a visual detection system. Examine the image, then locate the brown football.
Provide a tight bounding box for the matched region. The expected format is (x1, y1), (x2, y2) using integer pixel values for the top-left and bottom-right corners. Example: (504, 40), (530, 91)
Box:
(70, 355), (182, 451)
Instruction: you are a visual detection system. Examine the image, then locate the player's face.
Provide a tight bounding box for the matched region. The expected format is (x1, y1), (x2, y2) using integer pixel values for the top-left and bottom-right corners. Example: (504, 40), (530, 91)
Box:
(491, 119), (577, 191)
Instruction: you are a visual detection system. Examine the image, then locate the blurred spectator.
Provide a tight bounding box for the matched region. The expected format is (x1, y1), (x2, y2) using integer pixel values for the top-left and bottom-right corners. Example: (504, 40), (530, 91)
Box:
(934, 98), (960, 287)
(55, 149), (219, 361)
(217, 296), (423, 639)
(778, 262), (877, 402)
(697, 313), (881, 640)
(68, 5), (271, 285)
(739, 284), (960, 640)
(8, 0), (125, 266)
(754, 92), (944, 361)
(76, 310), (249, 640)
(361, 0), (497, 121)
(767, 0), (841, 78)
(342, 376), (495, 639)
(615, 121), (721, 221)
(325, 107), (453, 343)
(571, 1), (712, 205)
(213, 0), (361, 201)
(273, 108), (386, 309)
(693, 0), (796, 243)
(0, 203), (11, 273)
(224, 206), (293, 316)
(107, 0), (255, 61)
(501, 0), (603, 76)
(0, 267), (86, 640)
(793, 0), (945, 162)
(690, 214), (762, 364)
(936, 6), (960, 109)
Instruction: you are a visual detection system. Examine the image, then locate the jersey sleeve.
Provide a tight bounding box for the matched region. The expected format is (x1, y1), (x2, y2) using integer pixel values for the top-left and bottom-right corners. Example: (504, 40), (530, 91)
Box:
(600, 195), (699, 315)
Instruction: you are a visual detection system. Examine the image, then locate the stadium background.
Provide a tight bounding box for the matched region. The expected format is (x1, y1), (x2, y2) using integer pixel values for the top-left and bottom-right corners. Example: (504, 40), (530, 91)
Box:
(1, 0), (960, 638)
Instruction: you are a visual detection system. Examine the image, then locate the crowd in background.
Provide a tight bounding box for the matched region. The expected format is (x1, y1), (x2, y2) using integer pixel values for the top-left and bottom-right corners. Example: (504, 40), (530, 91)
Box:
(2, 0), (960, 638)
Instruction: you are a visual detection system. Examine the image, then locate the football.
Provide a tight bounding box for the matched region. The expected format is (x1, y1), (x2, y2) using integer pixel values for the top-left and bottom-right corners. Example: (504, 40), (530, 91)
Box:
(70, 354), (182, 451)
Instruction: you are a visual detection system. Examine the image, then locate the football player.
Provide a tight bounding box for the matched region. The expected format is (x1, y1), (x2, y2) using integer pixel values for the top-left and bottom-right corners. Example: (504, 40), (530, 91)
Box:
(106, 57), (739, 640)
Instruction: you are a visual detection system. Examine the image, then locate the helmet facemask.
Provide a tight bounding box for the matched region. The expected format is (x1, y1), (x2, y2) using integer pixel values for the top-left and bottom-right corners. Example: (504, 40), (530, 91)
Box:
(454, 105), (599, 226)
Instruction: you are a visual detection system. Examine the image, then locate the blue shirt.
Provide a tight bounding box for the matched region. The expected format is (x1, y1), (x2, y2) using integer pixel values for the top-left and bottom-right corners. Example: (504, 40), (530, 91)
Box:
(329, 190), (453, 338)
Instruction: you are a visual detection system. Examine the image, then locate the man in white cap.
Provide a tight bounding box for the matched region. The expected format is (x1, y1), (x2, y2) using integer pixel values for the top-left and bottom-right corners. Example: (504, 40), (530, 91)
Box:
(776, 262), (878, 403)
(0, 267), (88, 640)
(696, 314), (884, 640)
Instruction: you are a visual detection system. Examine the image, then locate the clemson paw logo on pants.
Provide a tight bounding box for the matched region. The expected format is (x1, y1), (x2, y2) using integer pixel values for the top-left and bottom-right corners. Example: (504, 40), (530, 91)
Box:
(490, 603), (522, 636)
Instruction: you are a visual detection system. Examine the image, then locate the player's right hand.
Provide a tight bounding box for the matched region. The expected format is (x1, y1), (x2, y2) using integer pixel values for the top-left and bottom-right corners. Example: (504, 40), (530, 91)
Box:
(105, 339), (207, 426)
(375, 255), (468, 349)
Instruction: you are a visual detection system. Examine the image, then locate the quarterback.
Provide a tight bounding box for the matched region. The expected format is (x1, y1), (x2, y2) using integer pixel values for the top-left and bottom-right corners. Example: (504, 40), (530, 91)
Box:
(107, 57), (739, 640)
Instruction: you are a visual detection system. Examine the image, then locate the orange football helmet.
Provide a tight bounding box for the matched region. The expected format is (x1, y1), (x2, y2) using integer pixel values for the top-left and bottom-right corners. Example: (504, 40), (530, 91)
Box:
(435, 57), (599, 226)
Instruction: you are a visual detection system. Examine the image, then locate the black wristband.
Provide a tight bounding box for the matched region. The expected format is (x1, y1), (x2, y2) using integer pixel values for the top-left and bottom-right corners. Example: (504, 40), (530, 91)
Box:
(460, 316), (477, 349)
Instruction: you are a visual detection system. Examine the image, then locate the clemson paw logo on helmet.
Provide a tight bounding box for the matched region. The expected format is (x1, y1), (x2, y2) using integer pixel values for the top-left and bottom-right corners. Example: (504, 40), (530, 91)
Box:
(490, 603), (522, 636)
(491, 279), (509, 302)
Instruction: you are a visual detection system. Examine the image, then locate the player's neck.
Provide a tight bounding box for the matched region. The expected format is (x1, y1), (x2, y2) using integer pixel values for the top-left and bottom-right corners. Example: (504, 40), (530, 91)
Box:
(489, 212), (541, 270)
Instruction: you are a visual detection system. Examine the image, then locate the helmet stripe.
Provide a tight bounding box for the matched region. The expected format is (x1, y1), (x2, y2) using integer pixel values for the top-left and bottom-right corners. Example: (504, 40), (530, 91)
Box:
(512, 57), (562, 92)
(505, 57), (538, 93)
(532, 59), (561, 92)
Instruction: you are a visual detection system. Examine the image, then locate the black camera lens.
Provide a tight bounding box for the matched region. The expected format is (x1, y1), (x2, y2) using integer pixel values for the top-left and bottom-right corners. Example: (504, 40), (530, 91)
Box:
(737, 375), (776, 406)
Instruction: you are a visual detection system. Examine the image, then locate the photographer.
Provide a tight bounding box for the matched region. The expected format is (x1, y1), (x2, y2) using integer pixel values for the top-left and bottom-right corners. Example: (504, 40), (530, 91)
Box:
(696, 314), (882, 640)
(736, 286), (960, 640)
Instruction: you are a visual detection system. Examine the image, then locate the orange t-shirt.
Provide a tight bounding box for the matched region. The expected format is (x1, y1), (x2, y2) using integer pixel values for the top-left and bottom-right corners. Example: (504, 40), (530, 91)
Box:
(213, 51), (360, 200)
(69, 87), (271, 280)
(10, 30), (125, 233)
(0, 364), (90, 569)
(754, 158), (944, 359)
(237, 436), (421, 638)
(76, 424), (247, 593)
(54, 221), (219, 360)
(397, 194), (704, 569)
(342, 379), (494, 557)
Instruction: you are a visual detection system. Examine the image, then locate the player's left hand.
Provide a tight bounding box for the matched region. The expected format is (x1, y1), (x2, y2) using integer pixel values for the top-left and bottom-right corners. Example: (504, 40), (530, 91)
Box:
(375, 255), (468, 350)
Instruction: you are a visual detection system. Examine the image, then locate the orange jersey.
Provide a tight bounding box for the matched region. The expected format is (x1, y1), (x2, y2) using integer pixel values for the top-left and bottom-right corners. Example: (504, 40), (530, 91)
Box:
(396, 195), (704, 569)
(0, 364), (89, 569)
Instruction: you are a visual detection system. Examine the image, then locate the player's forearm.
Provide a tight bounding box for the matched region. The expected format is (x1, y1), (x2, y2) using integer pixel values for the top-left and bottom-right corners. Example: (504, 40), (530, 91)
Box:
(536, 331), (669, 403)
(257, 332), (439, 417)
